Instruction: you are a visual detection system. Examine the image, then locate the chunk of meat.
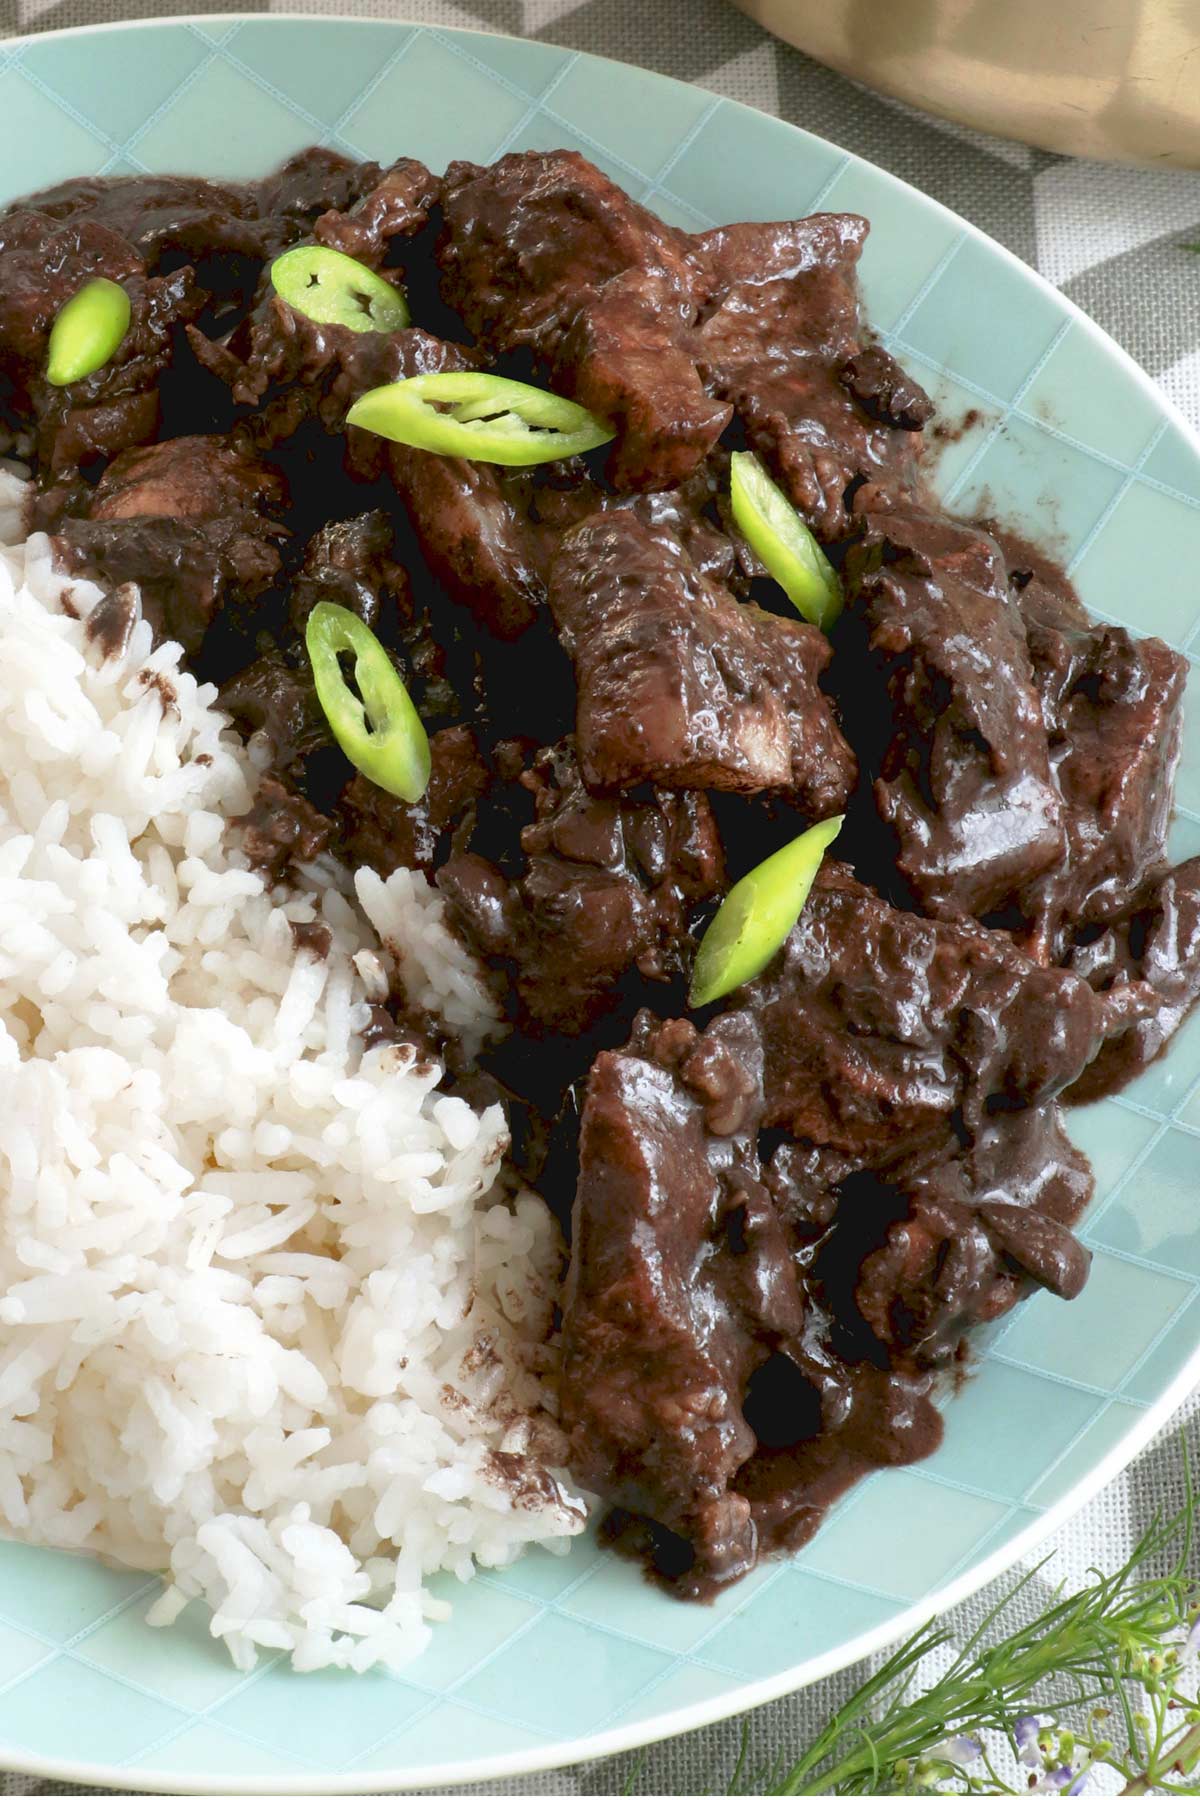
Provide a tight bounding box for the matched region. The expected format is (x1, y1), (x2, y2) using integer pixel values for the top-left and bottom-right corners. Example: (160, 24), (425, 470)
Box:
(387, 451), (547, 640)
(287, 509), (411, 635)
(625, 462), (739, 589)
(854, 1105), (1093, 1360)
(438, 161), (930, 508)
(854, 1196), (1019, 1356)
(0, 211), (202, 471)
(562, 1010), (945, 1595)
(693, 216), (929, 536)
(238, 775), (332, 881)
(57, 514), (281, 658)
(557, 269), (731, 491)
(22, 150), (387, 267)
(520, 742), (726, 988)
(512, 456), (737, 583)
(255, 148), (390, 247)
(190, 303), (463, 453)
(312, 158), (441, 264)
(565, 967), (1098, 1590)
(338, 727), (491, 876)
(744, 861), (1154, 1164)
(550, 510), (855, 810)
(1067, 857), (1200, 1101)
(844, 505), (1065, 921)
(438, 740), (724, 1034)
(55, 435), (286, 655)
(561, 1012), (789, 1590)
(393, 452), (737, 645)
(440, 150), (694, 350)
(439, 151), (729, 490)
(219, 648), (329, 772)
(838, 345), (934, 431)
(33, 378), (163, 482)
(0, 210), (142, 392)
(33, 264), (204, 477)
(88, 433), (287, 523)
(12, 175), (262, 265)
(1014, 561), (1186, 952)
(916, 1098), (1095, 1230)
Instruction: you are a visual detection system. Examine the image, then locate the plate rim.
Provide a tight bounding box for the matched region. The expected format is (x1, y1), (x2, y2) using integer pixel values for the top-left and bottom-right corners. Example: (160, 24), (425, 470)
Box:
(2, 12), (1200, 1793)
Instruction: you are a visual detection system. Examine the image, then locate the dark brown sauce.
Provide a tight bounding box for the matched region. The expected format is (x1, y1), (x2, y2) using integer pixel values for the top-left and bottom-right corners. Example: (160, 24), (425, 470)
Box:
(4, 146), (1197, 1601)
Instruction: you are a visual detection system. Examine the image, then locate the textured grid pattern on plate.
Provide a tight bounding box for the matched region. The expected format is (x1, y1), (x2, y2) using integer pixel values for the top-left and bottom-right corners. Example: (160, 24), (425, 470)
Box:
(1, 17), (1200, 1784)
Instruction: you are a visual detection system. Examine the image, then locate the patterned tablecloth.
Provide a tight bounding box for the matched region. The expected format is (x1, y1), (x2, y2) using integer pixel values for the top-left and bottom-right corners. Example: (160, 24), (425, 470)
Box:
(3, 0), (1200, 1793)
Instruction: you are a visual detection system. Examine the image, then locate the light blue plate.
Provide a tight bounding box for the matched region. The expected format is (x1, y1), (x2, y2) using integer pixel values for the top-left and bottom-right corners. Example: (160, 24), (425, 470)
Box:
(3, 16), (1200, 1793)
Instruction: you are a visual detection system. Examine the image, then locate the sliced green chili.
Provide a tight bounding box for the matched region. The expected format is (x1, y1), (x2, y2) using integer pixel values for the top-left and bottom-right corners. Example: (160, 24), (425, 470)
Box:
(305, 601), (430, 803)
(346, 372), (614, 466)
(45, 278), (131, 387)
(271, 245), (410, 334)
(689, 814), (843, 1008)
(730, 449), (843, 631)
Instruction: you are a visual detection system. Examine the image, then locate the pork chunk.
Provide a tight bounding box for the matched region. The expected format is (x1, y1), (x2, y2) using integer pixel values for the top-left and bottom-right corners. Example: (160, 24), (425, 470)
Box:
(438, 150), (728, 490)
(550, 510), (855, 810)
(743, 862), (1153, 1164)
(438, 740), (724, 1035)
(845, 505), (1065, 922)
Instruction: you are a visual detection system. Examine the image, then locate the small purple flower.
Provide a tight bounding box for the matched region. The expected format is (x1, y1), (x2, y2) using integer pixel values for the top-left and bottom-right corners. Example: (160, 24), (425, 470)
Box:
(1015, 1716), (1041, 1767)
(1028, 1767), (1076, 1793)
(1067, 1772), (1089, 1797)
(934, 1735), (982, 1766)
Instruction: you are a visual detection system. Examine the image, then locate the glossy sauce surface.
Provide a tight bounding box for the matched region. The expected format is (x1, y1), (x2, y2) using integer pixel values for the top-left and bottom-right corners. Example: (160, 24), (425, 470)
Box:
(3, 146), (1199, 1598)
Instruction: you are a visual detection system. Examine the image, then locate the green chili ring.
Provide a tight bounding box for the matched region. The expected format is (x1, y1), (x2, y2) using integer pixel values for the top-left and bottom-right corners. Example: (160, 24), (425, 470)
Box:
(305, 601), (431, 804)
(689, 814), (844, 1008)
(346, 371), (615, 466)
(271, 245), (410, 335)
(730, 449), (843, 632)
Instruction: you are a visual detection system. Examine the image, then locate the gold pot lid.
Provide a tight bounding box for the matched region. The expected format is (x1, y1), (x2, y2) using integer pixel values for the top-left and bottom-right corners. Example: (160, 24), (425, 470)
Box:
(733, 0), (1200, 168)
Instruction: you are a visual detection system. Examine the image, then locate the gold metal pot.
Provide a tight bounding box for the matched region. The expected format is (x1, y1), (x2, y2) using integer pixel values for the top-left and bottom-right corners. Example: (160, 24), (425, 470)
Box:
(732, 0), (1200, 167)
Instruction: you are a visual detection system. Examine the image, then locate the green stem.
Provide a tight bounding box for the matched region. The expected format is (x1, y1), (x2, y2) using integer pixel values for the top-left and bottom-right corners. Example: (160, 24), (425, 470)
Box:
(1121, 1717), (1200, 1794)
(752, 1438), (1200, 1797)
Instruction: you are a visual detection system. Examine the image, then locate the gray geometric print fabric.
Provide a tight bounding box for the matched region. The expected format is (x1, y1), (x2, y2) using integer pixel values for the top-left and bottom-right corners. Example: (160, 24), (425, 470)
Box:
(2, 1), (1200, 1795)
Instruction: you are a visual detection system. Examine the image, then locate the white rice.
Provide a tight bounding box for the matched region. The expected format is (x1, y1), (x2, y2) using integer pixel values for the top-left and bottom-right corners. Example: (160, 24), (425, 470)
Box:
(0, 469), (585, 1674)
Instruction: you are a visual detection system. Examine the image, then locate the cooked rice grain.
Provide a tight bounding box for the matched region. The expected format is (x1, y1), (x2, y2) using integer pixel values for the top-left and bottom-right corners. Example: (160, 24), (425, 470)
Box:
(0, 471), (584, 1674)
